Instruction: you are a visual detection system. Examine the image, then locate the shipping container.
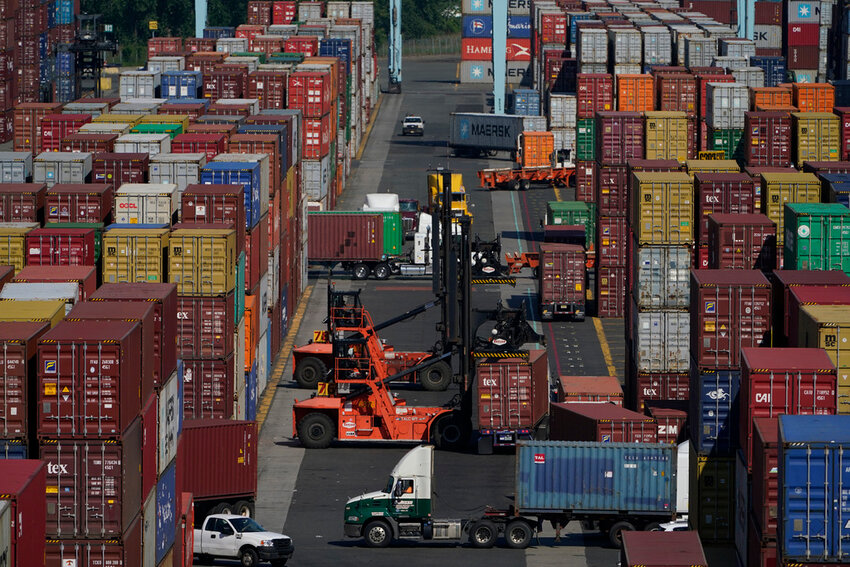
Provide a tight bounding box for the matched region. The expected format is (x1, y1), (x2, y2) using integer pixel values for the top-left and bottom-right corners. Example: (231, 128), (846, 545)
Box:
(32, 152), (92, 188)
(595, 164), (629, 216)
(707, 213), (776, 270)
(706, 82), (749, 129)
(102, 227), (170, 284)
(631, 304), (689, 373)
(576, 74), (614, 119)
(200, 161), (261, 228)
(44, 517), (143, 567)
(168, 226), (237, 296)
(596, 265), (627, 318)
(45, 183), (113, 224)
(597, 215), (627, 268)
(92, 152), (149, 185)
(556, 375), (623, 405)
(176, 293), (235, 359)
(744, 111), (792, 167)
(0, 184), (46, 223)
(148, 153), (206, 194)
(0, 300), (65, 328)
(620, 531), (708, 567)
(797, 304), (850, 413)
(172, 133), (227, 162)
(772, 270), (850, 345)
(180, 184), (247, 240)
(644, 111), (690, 161)
(630, 172), (694, 246)
(689, 448), (735, 543)
(784, 202), (850, 274)
(306, 212), (385, 262)
(646, 403), (688, 444)
(616, 74), (654, 112)
(0, 153), (33, 184)
(792, 112), (840, 167)
(750, 417), (778, 537)
(0, 460), (46, 567)
(113, 183), (179, 225)
(60, 133), (118, 154)
(631, 245), (690, 309)
(550, 402), (658, 443)
(656, 73), (697, 114)
(760, 172), (821, 247)
(0, 322), (50, 442)
(0, 282), (79, 316)
(538, 243), (585, 321)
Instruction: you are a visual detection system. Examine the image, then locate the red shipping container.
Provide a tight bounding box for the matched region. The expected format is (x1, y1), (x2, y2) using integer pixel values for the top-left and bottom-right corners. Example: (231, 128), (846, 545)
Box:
(629, 369), (690, 412)
(247, 0), (273, 25)
(45, 183), (113, 223)
(786, 45), (819, 69)
(696, 244), (709, 269)
(302, 114), (331, 159)
(184, 37), (217, 52)
(13, 102), (63, 152)
(621, 531), (709, 567)
(228, 133), (281, 194)
(173, 492), (194, 567)
(656, 74), (698, 114)
(754, 1), (781, 24)
(475, 350), (548, 439)
(690, 269), (772, 369)
(696, 74), (735, 116)
(801, 161), (850, 174)
(556, 375), (623, 404)
(207, 102), (252, 117)
(771, 270), (850, 345)
(284, 36), (319, 57)
(60, 132), (117, 154)
(0, 183), (45, 222)
(461, 38), (491, 60)
(175, 293), (235, 359)
(550, 402), (658, 443)
(750, 417), (779, 537)
(204, 69), (246, 100)
(787, 23), (819, 46)
(538, 243), (585, 320)
(0, 321), (50, 441)
(596, 112), (644, 166)
(694, 173), (758, 245)
(835, 108), (850, 161)
(272, 1), (297, 24)
(252, 35), (283, 55)
(287, 72), (333, 119)
(180, 184), (246, 239)
(12, 265), (97, 300)
(646, 402), (688, 444)
(89, 283), (178, 382)
(44, 516), (142, 567)
(183, 357), (236, 419)
(707, 213), (777, 270)
(574, 160), (596, 201)
(744, 111), (792, 167)
(147, 37), (183, 58)
(25, 228), (95, 267)
(739, 347), (837, 468)
(186, 52), (226, 76)
(597, 215), (628, 268)
(539, 12), (567, 44)
(158, 103), (207, 121)
(172, 133), (227, 161)
(40, 114), (92, 152)
(0, 265), (14, 286)
(235, 24), (265, 44)
(576, 74), (614, 119)
(596, 265), (627, 318)
(245, 213), (268, 291)
(596, 163), (629, 216)
(179, 419), (257, 503)
(0, 460), (46, 567)
(747, 514), (777, 567)
(37, 320), (144, 438)
(92, 152), (149, 185)
(248, 71), (288, 110)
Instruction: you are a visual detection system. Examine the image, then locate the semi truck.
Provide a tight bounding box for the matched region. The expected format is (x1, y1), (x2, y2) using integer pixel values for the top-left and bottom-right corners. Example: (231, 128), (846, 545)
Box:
(343, 441), (689, 549)
(449, 112), (546, 157)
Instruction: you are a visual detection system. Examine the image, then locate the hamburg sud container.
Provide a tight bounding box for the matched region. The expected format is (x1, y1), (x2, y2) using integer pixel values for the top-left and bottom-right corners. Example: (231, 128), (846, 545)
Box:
(556, 375), (623, 404)
(750, 417), (779, 536)
(707, 213), (776, 270)
(772, 270), (850, 346)
(620, 531), (708, 567)
(778, 414), (850, 563)
(0, 184), (46, 222)
(784, 202), (850, 274)
(538, 243), (585, 321)
(0, 460), (46, 566)
(631, 172), (694, 246)
(0, 322), (50, 447)
(740, 348), (837, 469)
(797, 305), (850, 414)
(113, 183), (179, 225)
(475, 350), (548, 450)
(549, 402), (658, 443)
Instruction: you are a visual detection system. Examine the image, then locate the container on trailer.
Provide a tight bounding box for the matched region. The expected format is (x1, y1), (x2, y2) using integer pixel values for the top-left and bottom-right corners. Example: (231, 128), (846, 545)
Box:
(750, 417), (778, 536)
(538, 243), (585, 321)
(556, 375), (623, 405)
(114, 183), (179, 225)
(0, 460), (46, 567)
(0, 322), (50, 441)
(45, 183), (113, 223)
(101, 226), (170, 284)
(449, 113), (526, 152)
(549, 403), (658, 443)
(306, 212), (384, 262)
(784, 202), (850, 273)
(620, 531), (708, 567)
(178, 419), (257, 502)
(707, 213), (776, 270)
(0, 184), (46, 223)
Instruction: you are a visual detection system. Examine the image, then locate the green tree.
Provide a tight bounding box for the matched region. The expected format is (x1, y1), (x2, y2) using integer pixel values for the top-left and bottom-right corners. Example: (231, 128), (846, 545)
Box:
(374, 0), (460, 48)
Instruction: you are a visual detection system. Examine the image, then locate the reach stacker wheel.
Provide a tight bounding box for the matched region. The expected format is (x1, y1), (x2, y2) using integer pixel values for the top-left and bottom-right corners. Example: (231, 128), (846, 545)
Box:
(297, 413), (336, 449)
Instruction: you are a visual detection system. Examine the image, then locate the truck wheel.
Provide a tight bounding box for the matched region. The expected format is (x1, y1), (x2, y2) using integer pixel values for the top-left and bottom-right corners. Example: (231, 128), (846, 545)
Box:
(239, 546), (259, 566)
(432, 412), (470, 451)
(218, 502), (235, 515)
(419, 360), (451, 391)
(510, 179), (521, 191)
(608, 520), (635, 548)
(297, 413), (336, 449)
(505, 520), (533, 549)
(469, 520), (497, 548)
(235, 500), (254, 517)
(294, 357), (327, 389)
(520, 179), (531, 191)
(373, 263), (391, 280)
(644, 522), (662, 532)
(352, 263), (370, 280)
(363, 519), (393, 548)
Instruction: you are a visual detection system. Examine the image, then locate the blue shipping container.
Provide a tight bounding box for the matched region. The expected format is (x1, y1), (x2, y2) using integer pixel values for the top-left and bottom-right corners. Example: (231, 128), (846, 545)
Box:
(462, 15), (493, 38)
(511, 89), (540, 116)
(156, 461), (177, 564)
(779, 415), (850, 563)
(569, 13), (594, 45)
(515, 441), (676, 514)
(833, 80), (850, 107)
(161, 71), (202, 100)
(203, 26), (235, 39)
(508, 16), (531, 38)
(0, 440), (28, 459)
(749, 56), (786, 88)
(56, 51), (74, 77)
(39, 33), (49, 59)
(319, 38), (352, 75)
(821, 173), (850, 206)
(236, 123), (289, 175)
(259, 108), (301, 167)
(246, 362), (258, 421)
(52, 0), (74, 26)
(689, 368), (740, 456)
(200, 162), (261, 229)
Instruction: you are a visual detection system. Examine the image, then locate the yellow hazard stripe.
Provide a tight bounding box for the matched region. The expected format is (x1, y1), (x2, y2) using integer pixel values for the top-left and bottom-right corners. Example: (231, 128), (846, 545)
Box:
(472, 351), (529, 358)
(471, 277), (516, 286)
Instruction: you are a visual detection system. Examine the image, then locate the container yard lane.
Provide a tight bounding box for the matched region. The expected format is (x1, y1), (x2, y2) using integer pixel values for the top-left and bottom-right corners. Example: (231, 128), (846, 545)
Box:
(254, 58), (618, 567)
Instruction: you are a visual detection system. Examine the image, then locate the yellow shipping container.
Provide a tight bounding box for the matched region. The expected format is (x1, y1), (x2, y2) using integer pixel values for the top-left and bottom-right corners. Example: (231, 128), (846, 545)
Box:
(286, 165), (296, 220)
(684, 159), (740, 181)
(631, 171), (694, 245)
(78, 122), (133, 136)
(138, 114), (191, 132)
(0, 300), (65, 327)
(797, 304), (850, 413)
(644, 111), (690, 162)
(168, 228), (237, 295)
(0, 223), (38, 273)
(91, 113), (142, 126)
(792, 112), (840, 168)
(102, 228), (170, 284)
(760, 172), (821, 246)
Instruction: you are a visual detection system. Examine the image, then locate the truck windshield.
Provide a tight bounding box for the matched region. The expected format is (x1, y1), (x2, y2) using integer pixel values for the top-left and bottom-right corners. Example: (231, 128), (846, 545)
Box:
(399, 201), (417, 212)
(383, 476), (394, 493)
(230, 518), (265, 533)
(405, 117), (422, 123)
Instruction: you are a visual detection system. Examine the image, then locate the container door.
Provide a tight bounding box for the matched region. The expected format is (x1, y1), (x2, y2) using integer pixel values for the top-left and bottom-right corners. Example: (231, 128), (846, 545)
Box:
(832, 447), (850, 558)
(0, 501), (9, 565)
(83, 442), (124, 538)
(42, 441), (80, 537)
(143, 488), (156, 567)
(782, 444), (829, 558)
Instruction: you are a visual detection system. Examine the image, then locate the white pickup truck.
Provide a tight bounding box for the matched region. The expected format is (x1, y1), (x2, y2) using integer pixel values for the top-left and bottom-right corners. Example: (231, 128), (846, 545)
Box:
(194, 514), (294, 566)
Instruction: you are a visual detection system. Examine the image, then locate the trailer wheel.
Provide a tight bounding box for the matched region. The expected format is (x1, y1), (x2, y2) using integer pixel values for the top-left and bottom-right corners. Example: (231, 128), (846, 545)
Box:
(294, 357), (327, 389)
(363, 519), (393, 548)
(432, 412), (470, 451)
(373, 263), (391, 280)
(419, 360), (451, 391)
(505, 520), (533, 549)
(352, 263), (371, 280)
(297, 413), (336, 449)
(234, 500), (254, 517)
(520, 179), (531, 191)
(608, 520), (635, 548)
(510, 178), (521, 191)
(469, 520), (497, 548)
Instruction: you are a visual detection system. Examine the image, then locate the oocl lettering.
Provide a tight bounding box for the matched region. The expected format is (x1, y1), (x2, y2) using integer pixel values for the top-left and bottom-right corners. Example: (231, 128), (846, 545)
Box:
(118, 203), (138, 209)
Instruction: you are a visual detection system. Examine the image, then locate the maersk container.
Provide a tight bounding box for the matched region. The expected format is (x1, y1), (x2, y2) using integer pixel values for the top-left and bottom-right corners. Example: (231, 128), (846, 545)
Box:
(784, 202), (850, 274)
(779, 415), (850, 563)
(200, 161), (261, 228)
(449, 113), (526, 152)
(515, 441), (676, 516)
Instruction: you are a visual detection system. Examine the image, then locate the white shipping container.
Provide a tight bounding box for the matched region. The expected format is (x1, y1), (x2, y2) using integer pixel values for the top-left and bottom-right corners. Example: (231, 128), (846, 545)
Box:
(577, 28), (608, 63)
(713, 56), (748, 70)
(632, 245), (690, 309)
(613, 64), (641, 75)
(609, 28), (642, 64)
(33, 152), (92, 188)
(0, 282), (79, 314)
(350, 1), (375, 24)
(298, 2), (323, 21)
(114, 183), (180, 225)
(522, 116), (547, 133)
(149, 153), (207, 194)
(302, 155), (331, 201)
(224, 56), (260, 73)
(551, 127), (576, 155)
(63, 101), (110, 117)
(642, 27), (673, 65)
(257, 329), (269, 398)
(579, 63), (607, 74)
(143, 489), (156, 567)
(327, 1), (350, 19)
(266, 24), (298, 38)
(78, 122), (133, 136)
(674, 28), (705, 65)
(115, 133), (171, 157)
(706, 82), (749, 129)
(547, 93), (577, 129)
(718, 38), (756, 59)
(683, 36), (717, 67)
(213, 98), (260, 115)
(158, 364), (181, 474)
(631, 307), (690, 373)
(119, 70), (161, 101)
(147, 56), (185, 74)
(216, 37), (249, 53)
(0, 151), (32, 183)
(268, 246), (279, 309)
(212, 153), (270, 217)
(732, 67), (765, 89)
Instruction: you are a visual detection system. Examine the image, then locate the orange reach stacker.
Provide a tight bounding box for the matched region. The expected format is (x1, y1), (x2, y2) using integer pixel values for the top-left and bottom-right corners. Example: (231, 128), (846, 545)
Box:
(477, 131), (575, 191)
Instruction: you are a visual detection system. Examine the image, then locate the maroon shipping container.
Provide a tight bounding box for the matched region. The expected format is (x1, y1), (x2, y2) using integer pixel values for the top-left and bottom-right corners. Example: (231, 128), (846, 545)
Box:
(740, 347), (837, 468)
(747, 514), (777, 567)
(0, 460), (46, 567)
(0, 322), (50, 440)
(771, 270), (850, 345)
(690, 269), (772, 369)
(744, 111), (792, 167)
(90, 283), (178, 382)
(66, 301), (159, 389)
(834, 108), (850, 161)
(247, 0), (273, 25)
(186, 53), (226, 76)
(45, 517), (143, 567)
(183, 357), (235, 419)
(37, 320), (144, 439)
(596, 265), (627, 318)
(539, 11), (567, 43)
(646, 402), (688, 444)
(595, 112), (644, 166)
(45, 183), (114, 223)
(801, 160), (850, 175)
(538, 243), (586, 320)
(207, 102), (252, 117)
(787, 286), (850, 348)
(0, 265), (12, 285)
(787, 45), (819, 69)
(556, 375), (623, 404)
(475, 350), (549, 442)
(40, 114), (92, 152)
(12, 265), (97, 300)
(179, 419), (257, 505)
(576, 74), (614, 119)
(597, 215), (628, 268)
(629, 369), (690, 412)
(92, 152), (149, 185)
(158, 103), (207, 121)
(175, 293), (235, 359)
(25, 228), (96, 266)
(0, 183), (45, 222)
(185, 123), (238, 139)
(620, 531), (708, 567)
(627, 159), (681, 173)
(60, 132), (118, 154)
(13, 102), (63, 152)
(574, 160), (596, 202)
(184, 37), (217, 52)
(141, 393), (157, 500)
(695, 74), (735, 116)
(707, 213), (777, 270)
(247, 71), (288, 110)
(39, 417), (144, 539)
(656, 73), (697, 114)
(754, 1), (781, 24)
(750, 417), (779, 537)
(596, 163), (629, 216)
(245, 213), (268, 291)
(228, 133), (281, 196)
(204, 69), (246, 99)
(307, 213), (384, 262)
(172, 133), (228, 161)
(147, 37), (182, 58)
(180, 184), (246, 254)
(549, 402), (658, 443)
(694, 173), (758, 245)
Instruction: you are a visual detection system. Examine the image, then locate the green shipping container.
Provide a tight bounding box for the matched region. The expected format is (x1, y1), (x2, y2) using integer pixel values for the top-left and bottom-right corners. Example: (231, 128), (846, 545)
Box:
(269, 52), (304, 64)
(784, 202), (850, 274)
(130, 123), (183, 139)
(546, 201), (595, 250)
(231, 52), (266, 64)
(576, 119), (595, 161)
(708, 128), (744, 161)
(45, 222), (104, 262)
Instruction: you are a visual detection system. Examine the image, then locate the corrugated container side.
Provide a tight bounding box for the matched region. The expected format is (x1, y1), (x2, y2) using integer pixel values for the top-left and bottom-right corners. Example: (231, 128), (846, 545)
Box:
(0, 460), (46, 567)
(179, 420), (257, 501)
(306, 212), (383, 261)
(475, 350), (549, 433)
(549, 403), (658, 443)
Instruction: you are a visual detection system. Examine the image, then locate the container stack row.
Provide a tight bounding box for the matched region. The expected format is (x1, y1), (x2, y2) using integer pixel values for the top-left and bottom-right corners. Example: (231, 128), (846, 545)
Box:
(459, 0), (532, 85)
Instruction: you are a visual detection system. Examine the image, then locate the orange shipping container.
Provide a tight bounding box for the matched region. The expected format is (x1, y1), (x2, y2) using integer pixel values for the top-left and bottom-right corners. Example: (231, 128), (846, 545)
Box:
(755, 104), (799, 112)
(751, 86), (792, 109)
(244, 293), (259, 371)
(792, 83), (835, 113)
(617, 74), (654, 112)
(518, 131), (554, 168)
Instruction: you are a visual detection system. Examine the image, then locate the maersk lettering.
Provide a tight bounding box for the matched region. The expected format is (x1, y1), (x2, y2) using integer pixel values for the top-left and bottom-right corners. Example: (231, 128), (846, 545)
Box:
(471, 123), (513, 138)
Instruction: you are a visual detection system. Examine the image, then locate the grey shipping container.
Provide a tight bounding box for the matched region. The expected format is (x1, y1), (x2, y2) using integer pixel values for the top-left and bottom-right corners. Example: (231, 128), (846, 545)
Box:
(753, 25), (782, 49)
(706, 83), (749, 129)
(302, 155), (332, 201)
(147, 56), (185, 74)
(216, 37), (249, 53)
(632, 306), (690, 373)
(460, 0), (532, 15)
(115, 134), (171, 157)
(112, 102), (161, 115)
(632, 245), (691, 309)
(732, 67), (765, 89)
(449, 113), (526, 152)
(609, 28), (642, 65)
(149, 153), (206, 193)
(0, 152), (32, 183)
(578, 28), (608, 63)
(713, 56), (748, 70)
(522, 116), (547, 133)
(33, 152), (92, 188)
(119, 70), (161, 101)
(684, 36), (717, 67)
(642, 27), (673, 65)
(548, 94), (577, 129)
(719, 38), (756, 59)
(307, 212), (385, 262)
